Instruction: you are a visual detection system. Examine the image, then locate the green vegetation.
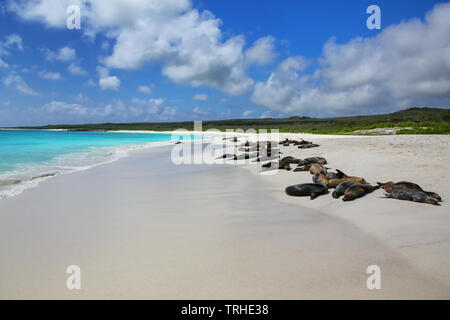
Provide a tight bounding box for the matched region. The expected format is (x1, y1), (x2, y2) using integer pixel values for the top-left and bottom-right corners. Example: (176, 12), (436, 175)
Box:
(15, 107), (450, 135)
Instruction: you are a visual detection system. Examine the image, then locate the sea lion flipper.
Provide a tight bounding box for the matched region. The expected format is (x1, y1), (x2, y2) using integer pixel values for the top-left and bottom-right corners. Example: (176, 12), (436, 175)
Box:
(310, 193), (318, 200)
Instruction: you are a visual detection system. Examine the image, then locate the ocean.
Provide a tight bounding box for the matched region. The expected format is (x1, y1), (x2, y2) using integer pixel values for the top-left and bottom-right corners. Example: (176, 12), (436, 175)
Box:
(0, 129), (181, 198)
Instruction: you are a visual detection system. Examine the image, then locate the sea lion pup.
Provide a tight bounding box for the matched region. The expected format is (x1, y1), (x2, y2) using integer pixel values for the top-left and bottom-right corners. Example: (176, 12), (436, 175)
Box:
(377, 181), (442, 202)
(312, 172), (329, 186)
(285, 183), (329, 200)
(309, 163), (327, 175)
(298, 143), (320, 149)
(279, 138), (289, 145)
(332, 180), (357, 198)
(342, 184), (380, 201)
(298, 157), (327, 166)
(327, 176), (367, 188)
(384, 190), (439, 205)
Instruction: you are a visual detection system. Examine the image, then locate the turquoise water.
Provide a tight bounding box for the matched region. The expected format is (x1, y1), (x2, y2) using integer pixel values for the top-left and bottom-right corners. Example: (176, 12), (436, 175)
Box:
(0, 129), (179, 198)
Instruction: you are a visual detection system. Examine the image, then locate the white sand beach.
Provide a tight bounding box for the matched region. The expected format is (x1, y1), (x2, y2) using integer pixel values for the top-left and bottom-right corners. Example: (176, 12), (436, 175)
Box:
(0, 133), (449, 299)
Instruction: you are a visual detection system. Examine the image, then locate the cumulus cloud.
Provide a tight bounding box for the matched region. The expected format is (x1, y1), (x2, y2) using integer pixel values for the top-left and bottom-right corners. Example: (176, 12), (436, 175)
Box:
(3, 73), (38, 95)
(97, 66), (121, 91)
(252, 3), (450, 116)
(68, 63), (88, 76)
(38, 70), (61, 80)
(44, 46), (76, 62)
(8, 0), (260, 96)
(245, 36), (276, 65)
(138, 85), (152, 94)
(193, 93), (207, 101)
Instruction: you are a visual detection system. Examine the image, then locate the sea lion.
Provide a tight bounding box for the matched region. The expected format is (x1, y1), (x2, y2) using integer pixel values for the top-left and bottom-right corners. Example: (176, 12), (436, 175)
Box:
(377, 181), (442, 202)
(312, 173), (329, 186)
(285, 183), (329, 200)
(327, 176), (367, 188)
(254, 155), (280, 163)
(309, 163), (327, 175)
(326, 169), (347, 180)
(297, 157), (327, 166)
(298, 144), (320, 149)
(216, 154), (235, 159)
(332, 180), (357, 198)
(384, 190), (439, 205)
(279, 156), (301, 167)
(235, 152), (258, 160)
(342, 184), (380, 201)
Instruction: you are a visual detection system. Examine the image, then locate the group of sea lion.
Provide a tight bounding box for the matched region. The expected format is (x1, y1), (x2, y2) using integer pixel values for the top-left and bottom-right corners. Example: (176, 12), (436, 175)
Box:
(217, 140), (281, 162)
(283, 157), (378, 201)
(221, 136), (442, 206)
(275, 139), (442, 205)
(279, 138), (319, 149)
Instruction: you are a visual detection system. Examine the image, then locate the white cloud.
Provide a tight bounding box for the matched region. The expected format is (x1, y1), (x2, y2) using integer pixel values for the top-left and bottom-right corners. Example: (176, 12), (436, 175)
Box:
(68, 63), (88, 76)
(251, 3), (450, 116)
(0, 33), (23, 55)
(97, 66), (121, 91)
(245, 36), (276, 65)
(45, 46), (76, 62)
(138, 85), (152, 94)
(3, 73), (38, 95)
(0, 58), (8, 68)
(8, 0), (259, 96)
(193, 93), (207, 101)
(42, 100), (88, 116)
(38, 70), (61, 80)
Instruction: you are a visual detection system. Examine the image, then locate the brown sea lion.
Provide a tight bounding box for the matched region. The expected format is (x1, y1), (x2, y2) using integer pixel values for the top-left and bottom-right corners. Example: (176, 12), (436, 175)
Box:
(327, 176), (367, 188)
(309, 163), (327, 175)
(377, 181), (442, 202)
(342, 183), (380, 201)
(332, 180), (358, 198)
(285, 183), (329, 200)
(384, 190), (439, 205)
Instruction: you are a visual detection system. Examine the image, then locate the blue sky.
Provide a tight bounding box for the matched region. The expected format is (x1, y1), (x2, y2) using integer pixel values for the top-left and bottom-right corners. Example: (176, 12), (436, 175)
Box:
(0, 0), (449, 126)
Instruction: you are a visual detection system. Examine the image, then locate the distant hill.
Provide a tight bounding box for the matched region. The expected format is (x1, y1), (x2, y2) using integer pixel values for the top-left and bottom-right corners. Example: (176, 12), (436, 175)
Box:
(16, 107), (450, 134)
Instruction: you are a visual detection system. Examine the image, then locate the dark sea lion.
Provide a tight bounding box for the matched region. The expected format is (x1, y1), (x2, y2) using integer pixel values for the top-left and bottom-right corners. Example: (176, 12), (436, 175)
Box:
(279, 156), (301, 167)
(384, 190), (439, 205)
(298, 157), (327, 166)
(216, 154), (235, 159)
(327, 176), (367, 188)
(285, 183), (329, 200)
(309, 163), (327, 175)
(342, 184), (380, 201)
(377, 181), (442, 202)
(332, 180), (357, 198)
(298, 144), (320, 149)
(326, 169), (347, 180)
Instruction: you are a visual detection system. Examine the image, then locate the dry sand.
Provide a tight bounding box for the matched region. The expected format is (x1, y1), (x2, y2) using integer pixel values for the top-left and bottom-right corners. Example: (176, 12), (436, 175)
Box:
(0, 134), (449, 299)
